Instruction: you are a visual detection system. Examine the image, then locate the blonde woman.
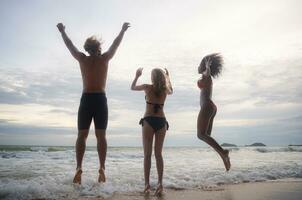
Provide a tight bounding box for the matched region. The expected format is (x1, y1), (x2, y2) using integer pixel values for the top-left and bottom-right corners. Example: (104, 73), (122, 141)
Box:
(197, 53), (231, 171)
(131, 68), (173, 195)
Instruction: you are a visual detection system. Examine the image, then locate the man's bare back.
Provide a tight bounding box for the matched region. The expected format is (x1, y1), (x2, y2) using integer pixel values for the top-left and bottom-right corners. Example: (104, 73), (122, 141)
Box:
(79, 55), (109, 93)
(57, 22), (130, 93)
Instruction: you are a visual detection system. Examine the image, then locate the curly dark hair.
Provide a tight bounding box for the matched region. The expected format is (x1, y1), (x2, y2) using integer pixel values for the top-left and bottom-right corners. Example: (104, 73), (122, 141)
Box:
(200, 53), (224, 78)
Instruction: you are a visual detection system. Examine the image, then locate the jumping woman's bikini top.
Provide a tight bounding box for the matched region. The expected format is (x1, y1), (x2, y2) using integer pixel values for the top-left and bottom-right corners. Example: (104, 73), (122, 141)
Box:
(145, 96), (164, 113)
(197, 76), (212, 89)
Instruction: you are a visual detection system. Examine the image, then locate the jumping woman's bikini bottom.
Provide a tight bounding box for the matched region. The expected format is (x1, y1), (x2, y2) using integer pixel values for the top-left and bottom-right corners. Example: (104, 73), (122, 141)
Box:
(139, 116), (169, 132)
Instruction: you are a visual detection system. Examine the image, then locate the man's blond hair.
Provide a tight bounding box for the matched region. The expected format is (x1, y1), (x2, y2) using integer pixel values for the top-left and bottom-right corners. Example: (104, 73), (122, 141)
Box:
(84, 36), (102, 55)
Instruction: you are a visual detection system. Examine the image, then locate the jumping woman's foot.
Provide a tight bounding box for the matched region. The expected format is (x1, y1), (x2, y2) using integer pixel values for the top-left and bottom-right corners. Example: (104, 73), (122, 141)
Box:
(98, 168), (106, 183)
(222, 149), (231, 171)
(143, 184), (151, 194)
(73, 168), (82, 184)
(155, 184), (163, 196)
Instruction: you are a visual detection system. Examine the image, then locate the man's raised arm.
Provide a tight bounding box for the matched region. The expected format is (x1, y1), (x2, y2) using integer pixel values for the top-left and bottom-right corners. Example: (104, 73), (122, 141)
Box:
(104, 22), (130, 60)
(57, 23), (84, 61)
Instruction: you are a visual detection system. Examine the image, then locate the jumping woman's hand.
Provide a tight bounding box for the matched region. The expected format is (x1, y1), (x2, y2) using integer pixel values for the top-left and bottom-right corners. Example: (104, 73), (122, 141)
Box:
(57, 23), (65, 33)
(164, 68), (169, 76)
(205, 58), (212, 69)
(122, 22), (131, 32)
(136, 67), (143, 77)
(203, 58), (212, 77)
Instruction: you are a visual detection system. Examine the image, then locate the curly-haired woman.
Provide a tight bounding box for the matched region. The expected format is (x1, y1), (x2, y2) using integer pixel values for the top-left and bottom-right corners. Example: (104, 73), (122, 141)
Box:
(197, 53), (231, 171)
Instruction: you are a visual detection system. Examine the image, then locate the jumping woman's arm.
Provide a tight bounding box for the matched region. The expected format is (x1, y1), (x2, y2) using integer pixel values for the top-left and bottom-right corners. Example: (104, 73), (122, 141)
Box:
(164, 68), (173, 94)
(131, 68), (148, 91)
(104, 22), (130, 60)
(203, 59), (212, 77)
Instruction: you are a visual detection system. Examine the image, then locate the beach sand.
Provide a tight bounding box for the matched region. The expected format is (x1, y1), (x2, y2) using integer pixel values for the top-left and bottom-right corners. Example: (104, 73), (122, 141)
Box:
(79, 181), (302, 200)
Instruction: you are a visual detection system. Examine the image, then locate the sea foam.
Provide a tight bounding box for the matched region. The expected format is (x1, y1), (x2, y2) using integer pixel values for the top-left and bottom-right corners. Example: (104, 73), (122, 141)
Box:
(0, 146), (302, 199)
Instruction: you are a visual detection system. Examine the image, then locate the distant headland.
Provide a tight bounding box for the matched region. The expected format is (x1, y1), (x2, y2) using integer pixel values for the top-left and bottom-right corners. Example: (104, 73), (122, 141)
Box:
(221, 143), (237, 147)
(245, 143), (266, 147)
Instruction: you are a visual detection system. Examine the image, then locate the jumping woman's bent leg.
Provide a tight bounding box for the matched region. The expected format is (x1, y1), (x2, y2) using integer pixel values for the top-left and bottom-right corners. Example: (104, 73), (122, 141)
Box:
(154, 127), (166, 196)
(95, 129), (107, 182)
(142, 122), (154, 193)
(74, 129), (89, 184)
(197, 109), (223, 153)
(206, 109), (216, 136)
(197, 110), (230, 171)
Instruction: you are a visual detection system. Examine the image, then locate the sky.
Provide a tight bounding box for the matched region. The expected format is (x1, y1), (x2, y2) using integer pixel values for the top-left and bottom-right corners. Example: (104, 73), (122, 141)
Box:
(0, 0), (301, 146)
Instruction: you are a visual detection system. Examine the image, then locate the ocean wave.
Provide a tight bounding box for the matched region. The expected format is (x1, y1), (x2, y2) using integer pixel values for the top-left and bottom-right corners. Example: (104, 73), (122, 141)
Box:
(1, 146), (302, 200)
(252, 147), (302, 153)
(2, 145), (302, 153)
(0, 152), (16, 159)
(0, 146), (69, 152)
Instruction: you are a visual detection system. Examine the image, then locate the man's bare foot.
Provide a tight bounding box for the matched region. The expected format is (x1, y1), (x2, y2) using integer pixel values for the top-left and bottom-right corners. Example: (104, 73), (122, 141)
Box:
(222, 149), (231, 171)
(98, 168), (106, 183)
(155, 184), (163, 196)
(73, 168), (82, 184)
(143, 184), (151, 194)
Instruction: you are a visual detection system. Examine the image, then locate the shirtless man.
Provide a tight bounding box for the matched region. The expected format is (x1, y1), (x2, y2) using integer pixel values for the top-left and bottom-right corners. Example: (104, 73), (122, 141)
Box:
(57, 22), (130, 184)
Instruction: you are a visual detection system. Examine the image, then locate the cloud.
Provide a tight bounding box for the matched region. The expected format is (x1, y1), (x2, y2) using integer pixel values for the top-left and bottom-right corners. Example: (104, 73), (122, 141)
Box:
(1, 0), (302, 146)
(0, 117), (143, 146)
(0, 67), (81, 107)
(1, 54), (302, 146)
(49, 109), (77, 115)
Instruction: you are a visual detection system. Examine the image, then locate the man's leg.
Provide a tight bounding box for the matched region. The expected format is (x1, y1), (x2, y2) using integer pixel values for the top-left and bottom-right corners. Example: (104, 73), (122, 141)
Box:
(94, 93), (108, 182)
(73, 129), (89, 184)
(76, 129), (89, 169)
(95, 129), (107, 182)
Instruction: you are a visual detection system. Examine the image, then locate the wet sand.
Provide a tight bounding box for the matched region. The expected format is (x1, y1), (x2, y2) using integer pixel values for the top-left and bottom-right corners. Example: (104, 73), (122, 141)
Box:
(79, 181), (302, 200)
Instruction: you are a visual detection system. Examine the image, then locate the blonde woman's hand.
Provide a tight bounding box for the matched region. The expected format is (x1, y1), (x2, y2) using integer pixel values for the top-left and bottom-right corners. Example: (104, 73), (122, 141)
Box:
(136, 67), (143, 77)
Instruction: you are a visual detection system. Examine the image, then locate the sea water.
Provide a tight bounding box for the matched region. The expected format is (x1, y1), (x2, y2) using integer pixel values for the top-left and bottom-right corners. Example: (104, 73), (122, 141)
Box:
(0, 145), (302, 199)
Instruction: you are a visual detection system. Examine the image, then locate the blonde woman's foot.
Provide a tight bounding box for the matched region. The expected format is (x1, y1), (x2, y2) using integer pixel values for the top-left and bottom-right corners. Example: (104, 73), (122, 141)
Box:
(222, 149), (231, 171)
(73, 168), (82, 184)
(143, 184), (151, 194)
(155, 184), (163, 196)
(98, 168), (106, 183)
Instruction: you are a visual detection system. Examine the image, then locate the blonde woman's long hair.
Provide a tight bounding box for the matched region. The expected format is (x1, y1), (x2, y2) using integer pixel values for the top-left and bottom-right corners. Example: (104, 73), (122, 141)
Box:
(151, 68), (172, 97)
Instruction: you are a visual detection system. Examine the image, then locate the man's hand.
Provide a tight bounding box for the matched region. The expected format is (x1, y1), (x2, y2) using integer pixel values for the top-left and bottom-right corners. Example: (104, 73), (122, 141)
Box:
(122, 22), (130, 32)
(136, 67), (143, 77)
(57, 23), (65, 33)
